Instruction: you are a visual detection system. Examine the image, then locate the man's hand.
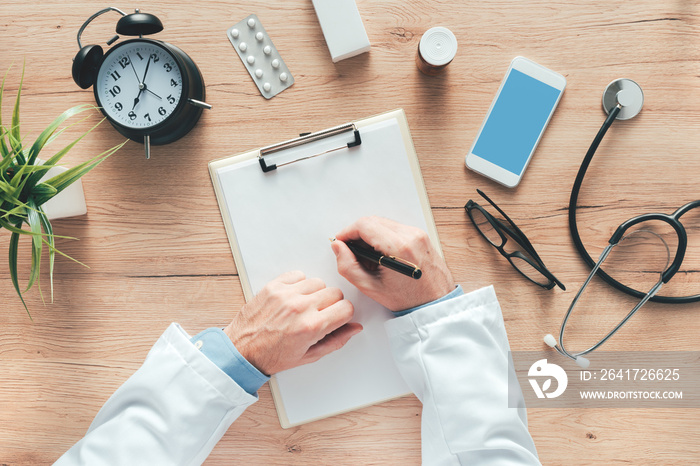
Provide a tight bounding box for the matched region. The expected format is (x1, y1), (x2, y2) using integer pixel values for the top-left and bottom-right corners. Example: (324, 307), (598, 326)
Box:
(331, 216), (455, 312)
(224, 271), (362, 375)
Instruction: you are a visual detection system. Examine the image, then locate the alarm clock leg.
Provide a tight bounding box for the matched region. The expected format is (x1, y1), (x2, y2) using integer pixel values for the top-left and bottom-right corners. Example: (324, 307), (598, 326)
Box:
(188, 98), (212, 110)
(144, 134), (151, 159)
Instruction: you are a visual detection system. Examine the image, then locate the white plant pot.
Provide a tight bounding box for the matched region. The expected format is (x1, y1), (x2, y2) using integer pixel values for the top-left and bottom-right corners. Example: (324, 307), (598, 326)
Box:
(39, 165), (88, 221)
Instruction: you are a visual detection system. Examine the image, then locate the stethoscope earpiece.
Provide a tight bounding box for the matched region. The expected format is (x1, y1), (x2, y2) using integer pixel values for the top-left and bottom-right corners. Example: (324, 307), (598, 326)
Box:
(574, 356), (590, 369)
(543, 334), (591, 368)
(543, 334), (557, 348)
(602, 78), (644, 120)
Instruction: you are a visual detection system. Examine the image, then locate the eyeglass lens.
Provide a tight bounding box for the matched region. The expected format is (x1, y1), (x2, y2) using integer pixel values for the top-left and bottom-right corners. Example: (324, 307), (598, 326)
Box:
(469, 202), (555, 287)
(509, 254), (553, 286)
(469, 208), (504, 247)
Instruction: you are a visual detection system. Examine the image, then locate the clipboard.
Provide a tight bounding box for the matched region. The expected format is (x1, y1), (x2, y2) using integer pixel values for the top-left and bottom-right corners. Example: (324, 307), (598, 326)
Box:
(209, 109), (441, 428)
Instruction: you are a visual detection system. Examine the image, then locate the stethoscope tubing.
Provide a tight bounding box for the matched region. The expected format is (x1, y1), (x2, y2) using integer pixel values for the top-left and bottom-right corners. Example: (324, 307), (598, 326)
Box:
(555, 243), (664, 361)
(552, 92), (700, 364)
(568, 104), (700, 304)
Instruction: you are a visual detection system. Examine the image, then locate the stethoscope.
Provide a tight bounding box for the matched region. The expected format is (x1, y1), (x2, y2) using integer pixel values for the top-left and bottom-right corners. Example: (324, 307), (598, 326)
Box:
(544, 79), (700, 368)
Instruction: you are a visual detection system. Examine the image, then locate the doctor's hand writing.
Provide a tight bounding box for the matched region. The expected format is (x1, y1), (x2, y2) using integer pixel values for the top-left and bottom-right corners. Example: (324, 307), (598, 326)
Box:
(331, 216), (455, 312)
(224, 271), (362, 375)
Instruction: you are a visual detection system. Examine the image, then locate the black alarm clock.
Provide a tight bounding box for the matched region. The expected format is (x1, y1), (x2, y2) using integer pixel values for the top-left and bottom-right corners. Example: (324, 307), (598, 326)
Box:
(72, 7), (211, 158)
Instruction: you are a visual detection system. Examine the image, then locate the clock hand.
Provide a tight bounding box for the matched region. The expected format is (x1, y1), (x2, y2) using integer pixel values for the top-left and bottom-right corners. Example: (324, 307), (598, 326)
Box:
(145, 88), (162, 100)
(132, 83), (145, 110)
(132, 94), (141, 110)
(142, 54), (153, 84)
(128, 53), (144, 111)
(128, 55), (141, 83)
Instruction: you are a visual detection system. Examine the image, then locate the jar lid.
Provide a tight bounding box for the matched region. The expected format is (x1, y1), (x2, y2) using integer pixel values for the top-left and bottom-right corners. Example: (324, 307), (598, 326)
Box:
(419, 27), (458, 66)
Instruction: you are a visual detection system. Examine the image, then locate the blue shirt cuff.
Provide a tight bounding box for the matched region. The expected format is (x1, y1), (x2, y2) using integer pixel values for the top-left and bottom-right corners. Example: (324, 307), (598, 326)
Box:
(190, 327), (270, 396)
(393, 285), (464, 317)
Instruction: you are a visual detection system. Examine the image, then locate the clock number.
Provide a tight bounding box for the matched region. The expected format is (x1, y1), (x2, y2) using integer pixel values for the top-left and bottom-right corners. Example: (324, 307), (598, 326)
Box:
(170, 78), (178, 87)
(128, 111), (137, 121)
(108, 85), (121, 98)
(167, 94), (176, 104)
(114, 102), (123, 111)
(119, 56), (130, 69)
(158, 107), (167, 116)
(110, 71), (121, 81)
(136, 52), (144, 60)
(164, 63), (173, 72)
(144, 113), (152, 122)
(150, 53), (160, 63)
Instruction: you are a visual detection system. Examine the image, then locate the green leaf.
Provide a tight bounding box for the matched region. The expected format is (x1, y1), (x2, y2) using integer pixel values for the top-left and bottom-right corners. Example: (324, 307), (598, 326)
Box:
(9, 225), (31, 319)
(24, 114), (101, 190)
(37, 205), (54, 302)
(0, 129), (16, 170)
(0, 182), (24, 205)
(41, 237), (88, 268)
(24, 197), (42, 292)
(0, 216), (76, 241)
(26, 104), (94, 166)
(34, 182), (57, 196)
(0, 204), (27, 221)
(0, 67), (9, 156)
(10, 64), (23, 157)
(7, 130), (25, 166)
(13, 164), (52, 194)
(29, 182), (58, 207)
(44, 140), (125, 194)
(0, 217), (31, 234)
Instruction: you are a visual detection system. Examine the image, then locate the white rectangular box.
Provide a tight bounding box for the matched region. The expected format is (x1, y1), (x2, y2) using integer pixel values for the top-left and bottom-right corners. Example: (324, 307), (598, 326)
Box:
(312, 0), (371, 62)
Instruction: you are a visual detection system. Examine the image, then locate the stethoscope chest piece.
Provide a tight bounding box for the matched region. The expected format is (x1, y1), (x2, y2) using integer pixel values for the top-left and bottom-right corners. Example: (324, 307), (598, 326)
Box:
(602, 78), (644, 120)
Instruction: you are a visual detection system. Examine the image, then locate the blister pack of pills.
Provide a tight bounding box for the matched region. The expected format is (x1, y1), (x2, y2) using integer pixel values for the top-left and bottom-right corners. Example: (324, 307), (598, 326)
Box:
(227, 14), (294, 99)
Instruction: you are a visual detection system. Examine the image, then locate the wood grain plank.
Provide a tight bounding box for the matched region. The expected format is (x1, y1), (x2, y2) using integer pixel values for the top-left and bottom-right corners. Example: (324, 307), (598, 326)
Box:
(1, 0), (699, 464)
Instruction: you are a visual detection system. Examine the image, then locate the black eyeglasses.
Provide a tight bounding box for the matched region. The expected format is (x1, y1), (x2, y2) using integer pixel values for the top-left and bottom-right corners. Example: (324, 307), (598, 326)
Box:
(464, 189), (565, 290)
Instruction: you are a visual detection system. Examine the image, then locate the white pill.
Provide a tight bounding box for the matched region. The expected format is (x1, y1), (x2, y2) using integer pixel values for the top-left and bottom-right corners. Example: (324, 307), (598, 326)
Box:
(263, 82), (271, 92)
(256, 32), (264, 41)
(263, 45), (272, 55)
(271, 59), (280, 69)
(239, 42), (247, 52)
(247, 18), (256, 28)
(231, 28), (239, 39)
(255, 69), (263, 78)
(279, 72), (288, 82)
(247, 55), (255, 65)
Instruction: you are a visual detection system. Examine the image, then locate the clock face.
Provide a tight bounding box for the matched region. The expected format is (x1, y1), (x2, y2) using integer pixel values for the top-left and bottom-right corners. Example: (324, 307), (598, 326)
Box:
(96, 41), (183, 130)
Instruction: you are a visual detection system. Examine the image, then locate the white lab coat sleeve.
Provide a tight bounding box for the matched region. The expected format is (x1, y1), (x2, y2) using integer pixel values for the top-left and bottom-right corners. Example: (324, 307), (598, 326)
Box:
(54, 323), (258, 466)
(384, 285), (540, 465)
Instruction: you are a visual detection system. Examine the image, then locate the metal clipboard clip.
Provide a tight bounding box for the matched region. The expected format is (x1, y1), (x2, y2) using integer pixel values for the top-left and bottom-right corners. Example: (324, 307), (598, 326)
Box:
(258, 122), (362, 172)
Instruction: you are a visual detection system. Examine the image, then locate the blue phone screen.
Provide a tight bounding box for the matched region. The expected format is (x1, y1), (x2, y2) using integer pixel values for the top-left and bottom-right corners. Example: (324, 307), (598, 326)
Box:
(472, 68), (561, 175)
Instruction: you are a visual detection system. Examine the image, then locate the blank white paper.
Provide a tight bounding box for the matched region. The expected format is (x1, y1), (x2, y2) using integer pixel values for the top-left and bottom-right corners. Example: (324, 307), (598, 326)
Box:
(216, 118), (429, 426)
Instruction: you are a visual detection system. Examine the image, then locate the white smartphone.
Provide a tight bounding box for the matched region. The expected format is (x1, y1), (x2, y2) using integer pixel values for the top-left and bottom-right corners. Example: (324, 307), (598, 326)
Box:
(465, 56), (566, 188)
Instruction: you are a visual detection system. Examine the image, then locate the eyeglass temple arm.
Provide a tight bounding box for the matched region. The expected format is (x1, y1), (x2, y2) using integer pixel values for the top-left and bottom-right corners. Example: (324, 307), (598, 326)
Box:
(477, 189), (540, 254)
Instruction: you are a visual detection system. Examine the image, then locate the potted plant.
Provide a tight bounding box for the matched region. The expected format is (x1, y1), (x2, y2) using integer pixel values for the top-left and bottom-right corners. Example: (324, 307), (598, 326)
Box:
(1, 67), (124, 316)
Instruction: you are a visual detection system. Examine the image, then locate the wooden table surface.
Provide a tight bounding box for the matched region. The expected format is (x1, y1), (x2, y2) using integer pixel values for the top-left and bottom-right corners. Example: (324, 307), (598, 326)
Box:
(2, 1), (699, 464)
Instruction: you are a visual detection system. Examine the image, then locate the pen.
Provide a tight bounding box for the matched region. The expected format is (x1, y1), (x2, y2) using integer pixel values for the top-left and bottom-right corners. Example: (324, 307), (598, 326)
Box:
(332, 239), (422, 279)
